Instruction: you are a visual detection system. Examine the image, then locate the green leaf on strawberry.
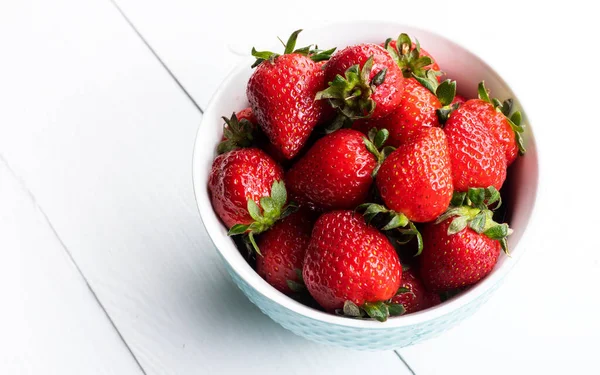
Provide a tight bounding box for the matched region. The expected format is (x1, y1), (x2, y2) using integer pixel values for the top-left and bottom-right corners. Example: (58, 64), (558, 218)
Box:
(477, 81), (526, 155)
(336, 286), (411, 321)
(356, 203), (423, 255)
(437, 186), (512, 254)
(217, 113), (255, 154)
(386, 33), (434, 78)
(362, 128), (396, 176)
(316, 55), (386, 129)
(251, 29), (336, 68)
(227, 180), (298, 255)
(411, 69), (460, 125)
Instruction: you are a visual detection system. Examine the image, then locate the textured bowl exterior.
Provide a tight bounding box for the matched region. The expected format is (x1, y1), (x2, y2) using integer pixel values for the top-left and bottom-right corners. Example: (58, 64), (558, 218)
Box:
(222, 254), (501, 350)
(193, 21), (538, 351)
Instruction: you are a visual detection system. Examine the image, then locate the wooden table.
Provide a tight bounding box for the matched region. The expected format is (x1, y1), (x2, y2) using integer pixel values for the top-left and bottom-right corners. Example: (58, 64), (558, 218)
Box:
(1, 1), (599, 374)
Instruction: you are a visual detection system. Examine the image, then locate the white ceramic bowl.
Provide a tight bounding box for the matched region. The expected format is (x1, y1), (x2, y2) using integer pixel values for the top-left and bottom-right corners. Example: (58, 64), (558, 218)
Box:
(192, 21), (539, 350)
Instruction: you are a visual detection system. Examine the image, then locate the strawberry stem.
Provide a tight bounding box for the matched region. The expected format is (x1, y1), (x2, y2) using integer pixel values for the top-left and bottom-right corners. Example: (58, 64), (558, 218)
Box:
(356, 203), (423, 255)
(386, 33), (434, 78)
(363, 128), (395, 176)
(478, 81), (526, 155)
(316, 55), (384, 128)
(227, 180), (298, 255)
(217, 113), (255, 154)
(439, 187), (512, 254)
(251, 30), (336, 68)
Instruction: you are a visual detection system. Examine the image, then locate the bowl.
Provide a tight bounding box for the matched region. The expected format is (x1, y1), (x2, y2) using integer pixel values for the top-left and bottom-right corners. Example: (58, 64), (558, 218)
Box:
(192, 21), (539, 350)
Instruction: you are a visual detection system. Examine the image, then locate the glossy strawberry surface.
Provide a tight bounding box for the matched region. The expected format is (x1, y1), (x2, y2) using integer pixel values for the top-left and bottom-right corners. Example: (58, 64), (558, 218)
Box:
(444, 109), (507, 191)
(420, 218), (501, 292)
(391, 268), (441, 314)
(256, 210), (314, 294)
(376, 127), (453, 222)
(208, 148), (283, 228)
(353, 77), (441, 147)
(247, 54), (326, 159)
(286, 129), (377, 211)
(303, 211), (402, 312)
(458, 99), (518, 165)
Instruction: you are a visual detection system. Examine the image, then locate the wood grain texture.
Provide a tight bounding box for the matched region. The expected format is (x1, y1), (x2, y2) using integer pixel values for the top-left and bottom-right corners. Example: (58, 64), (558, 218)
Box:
(0, 1), (409, 374)
(106, 0), (600, 373)
(0, 161), (144, 375)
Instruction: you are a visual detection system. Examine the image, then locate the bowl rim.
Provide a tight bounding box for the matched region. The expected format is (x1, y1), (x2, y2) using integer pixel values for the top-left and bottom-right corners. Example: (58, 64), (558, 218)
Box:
(192, 20), (540, 329)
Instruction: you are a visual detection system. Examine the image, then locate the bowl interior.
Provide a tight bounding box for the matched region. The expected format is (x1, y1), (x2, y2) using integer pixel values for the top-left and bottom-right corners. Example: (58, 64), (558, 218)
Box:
(193, 21), (538, 328)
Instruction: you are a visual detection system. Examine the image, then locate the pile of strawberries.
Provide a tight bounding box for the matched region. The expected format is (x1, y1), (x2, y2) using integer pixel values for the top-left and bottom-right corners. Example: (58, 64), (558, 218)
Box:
(208, 30), (525, 321)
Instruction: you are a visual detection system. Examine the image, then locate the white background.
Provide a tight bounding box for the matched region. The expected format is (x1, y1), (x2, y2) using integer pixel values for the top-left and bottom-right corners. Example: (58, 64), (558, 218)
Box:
(1, 0), (599, 374)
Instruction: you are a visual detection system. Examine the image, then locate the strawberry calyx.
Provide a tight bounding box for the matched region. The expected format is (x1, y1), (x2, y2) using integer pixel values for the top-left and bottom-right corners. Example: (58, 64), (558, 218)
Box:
(286, 269), (306, 293)
(251, 29), (336, 68)
(412, 70), (459, 124)
(436, 186), (512, 254)
(228, 180), (298, 255)
(316, 55), (386, 132)
(385, 33), (437, 78)
(336, 285), (412, 322)
(356, 203), (424, 256)
(217, 112), (256, 154)
(362, 128), (396, 176)
(478, 81), (526, 155)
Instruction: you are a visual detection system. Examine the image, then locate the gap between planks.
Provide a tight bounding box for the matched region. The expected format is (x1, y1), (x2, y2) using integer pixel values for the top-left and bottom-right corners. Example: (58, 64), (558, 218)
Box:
(0, 153), (148, 375)
(109, 0), (204, 114)
(107, 1), (414, 373)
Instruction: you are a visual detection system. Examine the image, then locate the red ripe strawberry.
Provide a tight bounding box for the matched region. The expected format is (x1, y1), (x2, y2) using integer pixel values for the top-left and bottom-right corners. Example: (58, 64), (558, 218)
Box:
(457, 82), (526, 165)
(353, 77), (441, 147)
(383, 34), (441, 78)
(444, 108), (507, 192)
(303, 211), (402, 321)
(247, 30), (334, 159)
(256, 210), (314, 295)
(317, 43), (404, 123)
(235, 107), (257, 123)
(376, 127), (453, 223)
(419, 187), (512, 292)
(208, 147), (284, 229)
(286, 128), (391, 211)
(391, 268), (441, 314)
(452, 94), (467, 106)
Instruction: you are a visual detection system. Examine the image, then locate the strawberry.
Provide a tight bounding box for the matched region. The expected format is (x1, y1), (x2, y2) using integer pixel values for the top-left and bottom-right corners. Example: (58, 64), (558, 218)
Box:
(208, 148), (294, 252)
(419, 187), (512, 292)
(217, 108), (257, 154)
(353, 77), (443, 147)
(376, 127), (453, 223)
(235, 107), (257, 123)
(460, 82), (526, 165)
(391, 268), (441, 314)
(452, 94), (467, 106)
(303, 210), (403, 321)
(256, 210), (315, 294)
(383, 34), (441, 79)
(247, 30), (334, 159)
(286, 128), (391, 211)
(444, 107), (507, 192)
(316, 43), (404, 128)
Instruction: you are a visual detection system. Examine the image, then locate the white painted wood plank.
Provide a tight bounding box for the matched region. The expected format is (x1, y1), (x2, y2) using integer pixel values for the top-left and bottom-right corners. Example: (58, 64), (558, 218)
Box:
(0, 161), (144, 375)
(399, 185), (600, 374)
(0, 1), (409, 374)
(108, 0), (600, 373)
(393, 5), (600, 374)
(111, 0), (551, 110)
